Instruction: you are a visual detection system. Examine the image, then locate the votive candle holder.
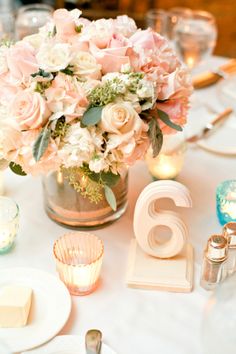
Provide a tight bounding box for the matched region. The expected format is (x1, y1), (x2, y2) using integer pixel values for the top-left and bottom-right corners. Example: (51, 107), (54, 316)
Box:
(145, 132), (186, 180)
(53, 232), (104, 296)
(216, 180), (236, 225)
(0, 197), (19, 254)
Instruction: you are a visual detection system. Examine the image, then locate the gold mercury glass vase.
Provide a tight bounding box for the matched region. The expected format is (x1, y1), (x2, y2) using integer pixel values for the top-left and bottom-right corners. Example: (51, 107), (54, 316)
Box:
(42, 169), (128, 228)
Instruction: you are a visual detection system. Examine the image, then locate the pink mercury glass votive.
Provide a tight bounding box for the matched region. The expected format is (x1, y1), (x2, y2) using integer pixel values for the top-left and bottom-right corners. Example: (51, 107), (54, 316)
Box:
(53, 232), (104, 296)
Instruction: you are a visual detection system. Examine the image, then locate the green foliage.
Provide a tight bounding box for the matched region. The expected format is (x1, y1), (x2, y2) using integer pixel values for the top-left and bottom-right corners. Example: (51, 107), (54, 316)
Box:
(60, 65), (74, 76)
(35, 81), (51, 95)
(63, 165), (120, 207)
(9, 162), (27, 176)
(104, 185), (117, 211)
(33, 126), (51, 162)
(51, 117), (69, 139)
(88, 78), (125, 107)
(148, 117), (163, 157)
(157, 109), (183, 132)
(75, 25), (83, 33)
(31, 69), (51, 78)
(63, 166), (103, 204)
(81, 106), (104, 127)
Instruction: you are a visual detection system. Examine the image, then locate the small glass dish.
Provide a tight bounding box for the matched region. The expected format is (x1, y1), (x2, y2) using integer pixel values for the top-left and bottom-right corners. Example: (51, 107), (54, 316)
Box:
(216, 180), (236, 225)
(0, 197), (19, 254)
(53, 232), (104, 296)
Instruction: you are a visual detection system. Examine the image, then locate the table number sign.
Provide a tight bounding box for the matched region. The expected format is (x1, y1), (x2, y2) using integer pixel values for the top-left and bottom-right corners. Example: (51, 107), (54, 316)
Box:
(126, 180), (194, 292)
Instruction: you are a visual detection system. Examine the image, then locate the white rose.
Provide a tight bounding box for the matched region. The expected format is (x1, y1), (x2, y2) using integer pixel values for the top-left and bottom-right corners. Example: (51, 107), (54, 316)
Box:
(23, 33), (44, 50)
(101, 101), (148, 160)
(36, 43), (71, 72)
(100, 101), (144, 136)
(114, 15), (137, 38)
(71, 51), (101, 79)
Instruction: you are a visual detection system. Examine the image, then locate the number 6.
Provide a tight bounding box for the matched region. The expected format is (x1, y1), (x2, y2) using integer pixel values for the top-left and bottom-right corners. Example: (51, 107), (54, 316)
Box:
(133, 180), (192, 259)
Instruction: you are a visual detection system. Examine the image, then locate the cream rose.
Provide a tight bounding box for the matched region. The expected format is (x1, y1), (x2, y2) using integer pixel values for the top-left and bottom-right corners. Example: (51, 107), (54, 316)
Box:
(100, 101), (144, 135)
(36, 42), (71, 72)
(11, 90), (50, 130)
(71, 51), (101, 79)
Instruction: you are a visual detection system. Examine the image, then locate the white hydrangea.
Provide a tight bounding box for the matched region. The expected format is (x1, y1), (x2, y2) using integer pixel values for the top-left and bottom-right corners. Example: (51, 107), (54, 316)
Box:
(59, 123), (95, 168)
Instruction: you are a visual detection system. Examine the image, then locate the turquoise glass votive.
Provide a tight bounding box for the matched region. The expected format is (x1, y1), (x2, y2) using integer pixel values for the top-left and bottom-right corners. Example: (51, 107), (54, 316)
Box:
(216, 180), (236, 225)
(0, 197), (19, 254)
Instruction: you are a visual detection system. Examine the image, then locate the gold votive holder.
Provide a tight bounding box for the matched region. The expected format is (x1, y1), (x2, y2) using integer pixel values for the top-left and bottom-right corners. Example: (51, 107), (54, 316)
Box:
(0, 196), (19, 254)
(145, 132), (186, 180)
(53, 232), (104, 296)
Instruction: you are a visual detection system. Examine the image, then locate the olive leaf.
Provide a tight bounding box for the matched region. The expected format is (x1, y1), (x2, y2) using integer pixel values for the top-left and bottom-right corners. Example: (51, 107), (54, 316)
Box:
(148, 117), (163, 157)
(33, 126), (51, 162)
(157, 109), (183, 132)
(31, 69), (51, 78)
(101, 171), (120, 187)
(82, 106), (104, 126)
(9, 162), (27, 176)
(104, 185), (117, 211)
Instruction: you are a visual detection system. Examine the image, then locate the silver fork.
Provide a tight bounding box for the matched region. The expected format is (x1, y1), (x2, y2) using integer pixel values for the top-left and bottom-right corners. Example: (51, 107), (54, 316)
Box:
(187, 107), (233, 143)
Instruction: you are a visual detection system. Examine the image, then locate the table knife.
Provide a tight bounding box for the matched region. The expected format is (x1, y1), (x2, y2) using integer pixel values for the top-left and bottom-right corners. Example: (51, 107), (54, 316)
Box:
(192, 59), (236, 89)
(187, 107), (233, 143)
(85, 329), (102, 354)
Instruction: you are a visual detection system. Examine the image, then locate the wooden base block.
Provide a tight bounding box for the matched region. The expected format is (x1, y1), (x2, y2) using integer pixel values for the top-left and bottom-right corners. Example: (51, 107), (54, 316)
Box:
(126, 240), (194, 293)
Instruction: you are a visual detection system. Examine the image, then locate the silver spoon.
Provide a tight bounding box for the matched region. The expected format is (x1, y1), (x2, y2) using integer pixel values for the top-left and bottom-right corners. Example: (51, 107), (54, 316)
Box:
(85, 329), (102, 354)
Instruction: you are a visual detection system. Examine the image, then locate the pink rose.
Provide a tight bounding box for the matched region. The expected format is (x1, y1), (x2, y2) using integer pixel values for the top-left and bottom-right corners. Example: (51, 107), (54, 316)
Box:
(82, 19), (115, 49)
(45, 73), (88, 120)
(11, 90), (50, 130)
(124, 131), (150, 165)
(4, 128), (60, 175)
(90, 34), (131, 74)
(6, 42), (39, 84)
(53, 9), (79, 40)
(158, 68), (193, 100)
(130, 29), (180, 81)
(156, 94), (189, 134)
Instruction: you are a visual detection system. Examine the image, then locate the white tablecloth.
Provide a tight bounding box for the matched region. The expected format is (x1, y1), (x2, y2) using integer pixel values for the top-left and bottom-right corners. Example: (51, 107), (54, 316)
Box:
(1, 57), (235, 354)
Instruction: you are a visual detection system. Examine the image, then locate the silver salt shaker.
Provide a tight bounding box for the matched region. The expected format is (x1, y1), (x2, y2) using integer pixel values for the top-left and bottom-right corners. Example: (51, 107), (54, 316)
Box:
(223, 222), (236, 275)
(201, 234), (228, 291)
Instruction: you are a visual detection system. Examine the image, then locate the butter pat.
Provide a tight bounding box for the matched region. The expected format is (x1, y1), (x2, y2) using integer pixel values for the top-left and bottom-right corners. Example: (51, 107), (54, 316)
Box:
(0, 286), (32, 327)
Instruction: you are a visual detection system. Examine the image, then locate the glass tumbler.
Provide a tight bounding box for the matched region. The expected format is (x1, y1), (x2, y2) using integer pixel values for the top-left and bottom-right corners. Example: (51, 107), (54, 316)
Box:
(0, 10), (15, 41)
(0, 197), (19, 254)
(53, 232), (104, 296)
(15, 4), (53, 40)
(145, 9), (167, 36)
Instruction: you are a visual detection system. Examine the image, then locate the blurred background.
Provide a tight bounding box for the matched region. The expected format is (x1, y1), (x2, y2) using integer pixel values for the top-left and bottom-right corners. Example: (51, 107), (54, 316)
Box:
(1, 0), (236, 57)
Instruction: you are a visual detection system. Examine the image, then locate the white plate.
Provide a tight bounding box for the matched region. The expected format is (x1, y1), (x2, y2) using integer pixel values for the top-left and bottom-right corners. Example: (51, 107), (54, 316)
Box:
(22, 335), (117, 354)
(0, 267), (71, 353)
(196, 110), (236, 155)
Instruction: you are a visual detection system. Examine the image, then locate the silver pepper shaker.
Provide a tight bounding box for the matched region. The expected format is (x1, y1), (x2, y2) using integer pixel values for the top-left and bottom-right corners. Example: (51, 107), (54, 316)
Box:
(200, 234), (228, 291)
(223, 222), (236, 275)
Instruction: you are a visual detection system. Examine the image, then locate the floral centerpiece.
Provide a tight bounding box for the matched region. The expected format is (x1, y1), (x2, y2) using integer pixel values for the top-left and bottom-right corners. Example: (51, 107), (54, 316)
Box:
(0, 9), (192, 226)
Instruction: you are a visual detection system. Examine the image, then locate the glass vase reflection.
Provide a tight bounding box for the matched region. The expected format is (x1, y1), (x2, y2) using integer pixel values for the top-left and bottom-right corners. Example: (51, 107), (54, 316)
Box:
(216, 180), (236, 225)
(0, 197), (19, 254)
(145, 132), (186, 180)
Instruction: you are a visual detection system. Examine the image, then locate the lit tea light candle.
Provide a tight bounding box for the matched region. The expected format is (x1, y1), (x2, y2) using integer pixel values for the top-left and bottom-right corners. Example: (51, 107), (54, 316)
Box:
(0, 197), (19, 254)
(145, 132), (186, 180)
(53, 232), (104, 296)
(216, 180), (236, 225)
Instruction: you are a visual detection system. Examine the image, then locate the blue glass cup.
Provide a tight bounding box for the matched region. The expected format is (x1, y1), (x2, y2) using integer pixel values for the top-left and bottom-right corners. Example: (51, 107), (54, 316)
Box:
(0, 197), (19, 254)
(216, 180), (236, 225)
